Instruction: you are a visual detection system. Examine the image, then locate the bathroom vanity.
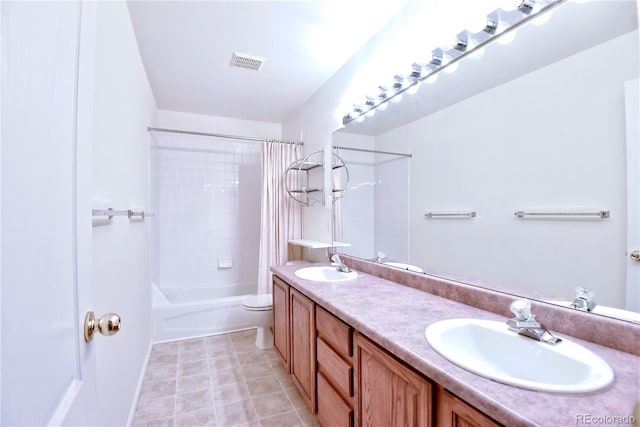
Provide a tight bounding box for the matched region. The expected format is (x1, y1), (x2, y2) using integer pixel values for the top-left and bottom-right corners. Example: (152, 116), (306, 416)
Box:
(271, 259), (640, 427)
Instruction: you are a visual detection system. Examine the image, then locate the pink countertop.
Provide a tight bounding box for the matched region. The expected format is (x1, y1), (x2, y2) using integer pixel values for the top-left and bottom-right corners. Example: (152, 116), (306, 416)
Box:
(271, 263), (640, 427)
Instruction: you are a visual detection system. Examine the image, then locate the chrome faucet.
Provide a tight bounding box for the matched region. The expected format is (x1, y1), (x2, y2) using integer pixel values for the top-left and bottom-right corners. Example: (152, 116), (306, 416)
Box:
(374, 252), (386, 263)
(571, 286), (596, 312)
(331, 254), (352, 273)
(506, 299), (562, 345)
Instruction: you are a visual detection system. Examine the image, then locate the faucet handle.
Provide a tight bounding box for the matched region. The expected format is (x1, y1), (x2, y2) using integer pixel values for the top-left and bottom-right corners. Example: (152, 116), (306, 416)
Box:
(572, 286), (596, 311)
(574, 286), (595, 301)
(331, 254), (342, 264)
(510, 299), (532, 321)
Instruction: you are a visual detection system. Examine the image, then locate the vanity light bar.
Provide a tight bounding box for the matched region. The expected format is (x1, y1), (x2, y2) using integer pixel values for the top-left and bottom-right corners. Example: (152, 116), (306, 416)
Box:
(342, 0), (566, 126)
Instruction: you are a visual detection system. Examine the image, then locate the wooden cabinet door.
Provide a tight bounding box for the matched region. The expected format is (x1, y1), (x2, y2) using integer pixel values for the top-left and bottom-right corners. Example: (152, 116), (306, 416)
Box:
(290, 287), (316, 412)
(272, 276), (290, 369)
(356, 333), (433, 427)
(436, 387), (501, 427)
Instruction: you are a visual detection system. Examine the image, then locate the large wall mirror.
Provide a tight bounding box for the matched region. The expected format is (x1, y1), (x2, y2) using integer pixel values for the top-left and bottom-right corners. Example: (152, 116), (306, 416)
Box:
(332, 0), (640, 323)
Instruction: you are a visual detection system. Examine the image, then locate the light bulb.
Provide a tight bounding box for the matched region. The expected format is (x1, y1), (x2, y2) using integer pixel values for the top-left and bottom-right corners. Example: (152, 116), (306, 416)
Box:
(377, 102), (388, 111)
(425, 74), (438, 85)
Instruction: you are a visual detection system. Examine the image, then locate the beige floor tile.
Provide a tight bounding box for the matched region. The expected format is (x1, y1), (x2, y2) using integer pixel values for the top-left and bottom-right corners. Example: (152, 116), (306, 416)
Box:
(210, 366), (245, 387)
(177, 359), (209, 377)
(258, 411), (304, 427)
(209, 354), (240, 371)
(176, 372), (211, 394)
(133, 416), (174, 427)
(212, 381), (251, 407)
(215, 399), (257, 427)
(180, 338), (206, 353)
(144, 364), (178, 382)
(284, 386), (307, 410)
(240, 361), (273, 380)
(174, 408), (217, 427)
(151, 341), (180, 355)
(176, 389), (214, 415)
(139, 378), (177, 402)
(134, 396), (175, 424)
(235, 350), (268, 366)
(245, 374), (283, 398)
(207, 343), (236, 359)
(205, 334), (233, 346)
(251, 390), (295, 419)
(148, 352), (179, 368)
(232, 340), (259, 354)
(296, 406), (321, 427)
(179, 347), (207, 363)
(134, 330), (314, 427)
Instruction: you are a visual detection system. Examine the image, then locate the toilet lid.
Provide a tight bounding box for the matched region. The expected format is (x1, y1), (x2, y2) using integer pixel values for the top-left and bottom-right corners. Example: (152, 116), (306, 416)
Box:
(242, 294), (273, 309)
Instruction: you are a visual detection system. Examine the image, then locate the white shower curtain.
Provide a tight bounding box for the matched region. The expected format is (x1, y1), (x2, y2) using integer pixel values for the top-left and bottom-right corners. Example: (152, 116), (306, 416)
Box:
(257, 141), (302, 294)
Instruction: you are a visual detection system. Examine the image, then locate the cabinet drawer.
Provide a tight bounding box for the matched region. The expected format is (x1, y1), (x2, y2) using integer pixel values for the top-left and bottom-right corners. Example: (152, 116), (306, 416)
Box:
(317, 337), (353, 400)
(317, 372), (354, 427)
(316, 306), (352, 360)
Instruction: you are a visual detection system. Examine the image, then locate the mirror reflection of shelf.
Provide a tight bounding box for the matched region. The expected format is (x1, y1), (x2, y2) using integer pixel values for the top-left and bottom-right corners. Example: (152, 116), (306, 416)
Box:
(288, 239), (351, 249)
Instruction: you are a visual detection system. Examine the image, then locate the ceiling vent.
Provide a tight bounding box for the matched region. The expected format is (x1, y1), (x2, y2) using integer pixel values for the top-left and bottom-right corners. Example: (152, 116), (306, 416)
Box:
(230, 52), (264, 71)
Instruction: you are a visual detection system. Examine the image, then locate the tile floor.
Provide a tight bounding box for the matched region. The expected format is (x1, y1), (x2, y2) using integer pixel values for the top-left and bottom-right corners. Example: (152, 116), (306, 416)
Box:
(133, 329), (321, 427)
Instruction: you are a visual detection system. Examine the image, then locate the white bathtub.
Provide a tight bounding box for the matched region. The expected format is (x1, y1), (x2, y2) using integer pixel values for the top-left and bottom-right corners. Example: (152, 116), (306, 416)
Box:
(152, 283), (258, 342)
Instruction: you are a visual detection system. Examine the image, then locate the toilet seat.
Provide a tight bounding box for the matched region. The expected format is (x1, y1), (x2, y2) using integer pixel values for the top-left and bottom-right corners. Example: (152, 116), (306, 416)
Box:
(242, 294), (272, 311)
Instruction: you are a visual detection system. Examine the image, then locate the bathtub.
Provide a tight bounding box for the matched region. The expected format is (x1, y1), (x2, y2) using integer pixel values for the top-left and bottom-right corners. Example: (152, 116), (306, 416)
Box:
(152, 282), (258, 342)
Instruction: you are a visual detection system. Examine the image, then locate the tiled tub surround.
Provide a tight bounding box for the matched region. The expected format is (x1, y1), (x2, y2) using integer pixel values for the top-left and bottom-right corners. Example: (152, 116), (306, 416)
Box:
(271, 263), (640, 427)
(133, 330), (319, 427)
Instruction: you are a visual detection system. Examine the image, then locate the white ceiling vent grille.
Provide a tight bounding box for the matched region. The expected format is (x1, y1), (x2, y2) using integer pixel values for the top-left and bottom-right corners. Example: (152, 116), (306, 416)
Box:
(230, 52), (264, 71)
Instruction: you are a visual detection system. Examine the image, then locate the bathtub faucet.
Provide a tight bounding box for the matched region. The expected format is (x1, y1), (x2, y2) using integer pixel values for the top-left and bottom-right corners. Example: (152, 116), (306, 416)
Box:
(331, 254), (352, 273)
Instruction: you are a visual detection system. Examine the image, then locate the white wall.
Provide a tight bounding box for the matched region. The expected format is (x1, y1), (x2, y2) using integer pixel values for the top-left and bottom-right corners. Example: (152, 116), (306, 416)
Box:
(376, 30), (638, 307)
(90, 2), (157, 424)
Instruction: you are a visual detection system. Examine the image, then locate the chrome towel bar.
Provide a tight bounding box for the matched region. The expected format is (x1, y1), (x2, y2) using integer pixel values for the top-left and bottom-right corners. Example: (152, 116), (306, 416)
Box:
(424, 211), (476, 218)
(92, 208), (155, 220)
(514, 210), (609, 219)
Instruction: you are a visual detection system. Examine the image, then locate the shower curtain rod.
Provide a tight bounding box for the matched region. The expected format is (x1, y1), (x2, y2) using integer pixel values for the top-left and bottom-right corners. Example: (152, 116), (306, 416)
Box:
(333, 145), (412, 158)
(148, 126), (303, 145)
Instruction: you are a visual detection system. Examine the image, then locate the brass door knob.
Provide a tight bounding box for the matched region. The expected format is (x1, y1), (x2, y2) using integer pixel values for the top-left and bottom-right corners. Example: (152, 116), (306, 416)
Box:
(84, 311), (121, 343)
(631, 250), (640, 262)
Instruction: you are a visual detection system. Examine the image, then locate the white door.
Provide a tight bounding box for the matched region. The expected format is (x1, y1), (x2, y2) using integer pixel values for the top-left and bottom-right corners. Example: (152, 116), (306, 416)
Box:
(625, 78), (640, 312)
(1, 1), (99, 424)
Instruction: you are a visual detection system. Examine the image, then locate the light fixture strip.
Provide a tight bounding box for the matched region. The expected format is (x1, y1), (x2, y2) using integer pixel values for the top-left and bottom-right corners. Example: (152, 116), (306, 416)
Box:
(343, 0), (567, 126)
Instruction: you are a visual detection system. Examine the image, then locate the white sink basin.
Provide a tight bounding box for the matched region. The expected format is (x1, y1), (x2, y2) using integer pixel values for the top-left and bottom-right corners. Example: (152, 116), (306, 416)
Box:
(294, 266), (358, 282)
(384, 261), (424, 273)
(425, 319), (613, 393)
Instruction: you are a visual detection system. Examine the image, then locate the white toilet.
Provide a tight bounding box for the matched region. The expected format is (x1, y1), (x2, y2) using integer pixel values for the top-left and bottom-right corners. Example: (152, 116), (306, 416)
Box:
(242, 294), (273, 349)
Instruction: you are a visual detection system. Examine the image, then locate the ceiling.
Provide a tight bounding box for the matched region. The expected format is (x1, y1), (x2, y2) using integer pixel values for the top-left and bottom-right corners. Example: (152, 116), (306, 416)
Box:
(126, 0), (411, 123)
